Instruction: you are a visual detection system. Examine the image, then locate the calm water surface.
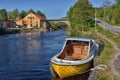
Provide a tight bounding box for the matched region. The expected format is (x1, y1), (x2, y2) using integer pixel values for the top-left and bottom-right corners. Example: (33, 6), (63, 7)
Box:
(0, 30), (66, 80)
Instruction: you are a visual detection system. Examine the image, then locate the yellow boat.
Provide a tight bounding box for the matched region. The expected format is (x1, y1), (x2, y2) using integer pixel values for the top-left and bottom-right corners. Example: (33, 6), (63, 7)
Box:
(50, 37), (99, 79)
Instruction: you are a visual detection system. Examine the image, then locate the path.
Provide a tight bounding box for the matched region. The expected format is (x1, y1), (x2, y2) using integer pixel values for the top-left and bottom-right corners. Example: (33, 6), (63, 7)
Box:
(96, 33), (120, 80)
(96, 18), (120, 33)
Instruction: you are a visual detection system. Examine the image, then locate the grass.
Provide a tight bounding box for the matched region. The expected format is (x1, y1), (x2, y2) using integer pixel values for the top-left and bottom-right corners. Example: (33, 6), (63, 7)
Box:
(93, 25), (120, 80)
(96, 25), (120, 45)
(68, 24), (120, 80)
(99, 40), (112, 64)
(87, 25), (114, 80)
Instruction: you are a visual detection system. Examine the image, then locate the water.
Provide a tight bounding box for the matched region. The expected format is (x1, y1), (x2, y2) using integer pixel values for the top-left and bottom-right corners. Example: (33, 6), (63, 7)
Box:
(0, 30), (66, 80)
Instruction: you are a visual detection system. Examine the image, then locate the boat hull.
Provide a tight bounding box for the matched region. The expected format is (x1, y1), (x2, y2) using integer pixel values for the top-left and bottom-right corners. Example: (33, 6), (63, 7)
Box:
(50, 60), (93, 79)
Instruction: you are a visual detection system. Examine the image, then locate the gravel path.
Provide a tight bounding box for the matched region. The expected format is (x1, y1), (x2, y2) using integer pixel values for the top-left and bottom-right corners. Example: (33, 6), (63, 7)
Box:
(96, 33), (120, 80)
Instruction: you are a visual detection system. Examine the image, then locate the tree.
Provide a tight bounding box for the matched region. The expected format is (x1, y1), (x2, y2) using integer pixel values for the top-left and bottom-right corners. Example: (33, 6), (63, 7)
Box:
(36, 10), (46, 18)
(50, 22), (57, 30)
(67, 0), (94, 35)
(97, 0), (120, 24)
(36, 10), (42, 15)
(28, 9), (35, 14)
(1, 9), (7, 20)
(20, 10), (27, 18)
(11, 9), (19, 19)
(40, 13), (46, 18)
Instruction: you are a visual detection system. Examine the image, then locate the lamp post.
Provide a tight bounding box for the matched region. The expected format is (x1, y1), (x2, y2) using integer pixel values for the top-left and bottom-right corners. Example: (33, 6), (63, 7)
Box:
(104, 6), (106, 30)
(94, 9), (97, 32)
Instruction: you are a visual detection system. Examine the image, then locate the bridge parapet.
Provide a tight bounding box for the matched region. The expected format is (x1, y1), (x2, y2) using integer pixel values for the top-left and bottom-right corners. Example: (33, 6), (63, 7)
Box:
(41, 19), (70, 28)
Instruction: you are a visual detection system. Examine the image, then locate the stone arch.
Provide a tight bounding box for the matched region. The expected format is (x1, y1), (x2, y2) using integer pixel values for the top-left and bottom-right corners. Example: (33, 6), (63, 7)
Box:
(55, 22), (68, 29)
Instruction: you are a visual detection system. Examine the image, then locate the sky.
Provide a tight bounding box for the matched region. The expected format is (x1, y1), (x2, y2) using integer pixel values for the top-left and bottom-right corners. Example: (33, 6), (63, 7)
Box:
(0, 0), (115, 19)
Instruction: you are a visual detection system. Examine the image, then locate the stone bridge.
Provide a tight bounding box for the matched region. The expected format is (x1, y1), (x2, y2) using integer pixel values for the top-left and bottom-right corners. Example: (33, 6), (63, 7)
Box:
(47, 19), (69, 25)
(41, 19), (69, 28)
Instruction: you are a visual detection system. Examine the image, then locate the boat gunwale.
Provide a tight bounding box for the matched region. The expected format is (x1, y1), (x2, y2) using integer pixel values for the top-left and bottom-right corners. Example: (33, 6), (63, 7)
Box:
(50, 53), (94, 66)
(51, 37), (97, 66)
(65, 37), (93, 42)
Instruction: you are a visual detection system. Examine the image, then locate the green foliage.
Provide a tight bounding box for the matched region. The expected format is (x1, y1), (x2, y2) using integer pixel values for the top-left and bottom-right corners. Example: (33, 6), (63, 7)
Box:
(50, 22), (57, 30)
(97, 0), (120, 25)
(0, 9), (7, 20)
(50, 22), (67, 30)
(20, 10), (27, 18)
(36, 10), (46, 18)
(56, 22), (67, 28)
(1, 9), (46, 20)
(97, 76), (107, 80)
(28, 9), (35, 14)
(11, 9), (19, 19)
(67, 0), (94, 36)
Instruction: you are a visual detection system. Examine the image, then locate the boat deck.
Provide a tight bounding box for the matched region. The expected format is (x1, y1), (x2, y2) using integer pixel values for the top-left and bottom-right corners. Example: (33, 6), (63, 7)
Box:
(58, 44), (89, 60)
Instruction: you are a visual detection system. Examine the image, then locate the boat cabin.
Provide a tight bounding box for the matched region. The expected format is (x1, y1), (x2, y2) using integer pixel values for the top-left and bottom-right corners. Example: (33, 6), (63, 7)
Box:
(58, 38), (91, 60)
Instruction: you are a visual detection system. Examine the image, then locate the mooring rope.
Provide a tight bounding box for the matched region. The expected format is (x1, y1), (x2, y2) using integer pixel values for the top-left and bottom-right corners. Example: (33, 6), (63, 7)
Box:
(91, 64), (107, 71)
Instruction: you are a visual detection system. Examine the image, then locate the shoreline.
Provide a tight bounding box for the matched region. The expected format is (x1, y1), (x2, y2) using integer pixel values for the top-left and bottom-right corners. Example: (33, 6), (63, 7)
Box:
(0, 28), (47, 35)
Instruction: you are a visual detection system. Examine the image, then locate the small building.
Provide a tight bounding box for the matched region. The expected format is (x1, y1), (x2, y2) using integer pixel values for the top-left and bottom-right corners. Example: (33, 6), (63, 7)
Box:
(0, 20), (16, 28)
(16, 13), (46, 28)
(0, 10), (16, 28)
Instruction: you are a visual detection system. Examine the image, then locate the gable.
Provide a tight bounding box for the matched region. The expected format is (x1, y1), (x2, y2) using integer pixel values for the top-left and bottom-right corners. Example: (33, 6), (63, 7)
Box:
(23, 13), (45, 20)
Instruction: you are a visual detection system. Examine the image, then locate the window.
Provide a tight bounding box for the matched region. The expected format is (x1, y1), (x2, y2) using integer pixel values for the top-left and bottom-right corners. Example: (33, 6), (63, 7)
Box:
(30, 17), (32, 20)
(31, 24), (32, 27)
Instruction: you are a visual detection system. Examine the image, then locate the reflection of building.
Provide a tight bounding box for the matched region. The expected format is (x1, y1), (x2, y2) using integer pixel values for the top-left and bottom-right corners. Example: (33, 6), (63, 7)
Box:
(16, 13), (46, 28)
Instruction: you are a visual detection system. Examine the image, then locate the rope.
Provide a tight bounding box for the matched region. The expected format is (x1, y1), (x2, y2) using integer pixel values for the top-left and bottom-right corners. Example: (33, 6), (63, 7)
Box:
(91, 64), (107, 71)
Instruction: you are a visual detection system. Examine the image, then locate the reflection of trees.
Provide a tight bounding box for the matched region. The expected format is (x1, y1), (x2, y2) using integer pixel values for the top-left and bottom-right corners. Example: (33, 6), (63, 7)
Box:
(56, 22), (68, 29)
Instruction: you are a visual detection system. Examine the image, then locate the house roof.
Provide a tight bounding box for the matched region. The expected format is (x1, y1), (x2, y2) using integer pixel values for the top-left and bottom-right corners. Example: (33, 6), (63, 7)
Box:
(34, 14), (45, 20)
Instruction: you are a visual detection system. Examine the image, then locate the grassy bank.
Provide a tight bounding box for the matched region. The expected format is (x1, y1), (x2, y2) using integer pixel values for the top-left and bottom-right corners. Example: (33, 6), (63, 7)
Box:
(96, 25), (120, 45)
(88, 26), (113, 64)
(93, 25), (120, 80)
(81, 26), (114, 80)
(97, 40), (113, 80)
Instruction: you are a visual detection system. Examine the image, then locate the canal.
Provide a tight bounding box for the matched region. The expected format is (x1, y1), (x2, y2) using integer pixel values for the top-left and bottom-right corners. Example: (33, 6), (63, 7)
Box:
(0, 30), (67, 80)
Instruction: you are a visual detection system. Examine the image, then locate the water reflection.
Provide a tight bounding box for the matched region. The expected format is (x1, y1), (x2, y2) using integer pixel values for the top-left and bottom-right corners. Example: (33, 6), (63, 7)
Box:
(0, 30), (66, 79)
(0, 30), (97, 80)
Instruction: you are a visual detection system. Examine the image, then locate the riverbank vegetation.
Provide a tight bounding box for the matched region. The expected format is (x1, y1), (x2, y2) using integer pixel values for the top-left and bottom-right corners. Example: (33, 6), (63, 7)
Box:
(93, 25), (120, 80)
(67, 0), (94, 36)
(97, 0), (120, 26)
(66, 0), (120, 79)
(50, 22), (68, 31)
(0, 27), (45, 35)
(0, 28), (20, 34)
(67, 0), (120, 37)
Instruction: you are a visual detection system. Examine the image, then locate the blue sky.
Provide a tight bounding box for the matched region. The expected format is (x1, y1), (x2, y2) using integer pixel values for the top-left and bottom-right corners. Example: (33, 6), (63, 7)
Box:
(0, 0), (115, 19)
